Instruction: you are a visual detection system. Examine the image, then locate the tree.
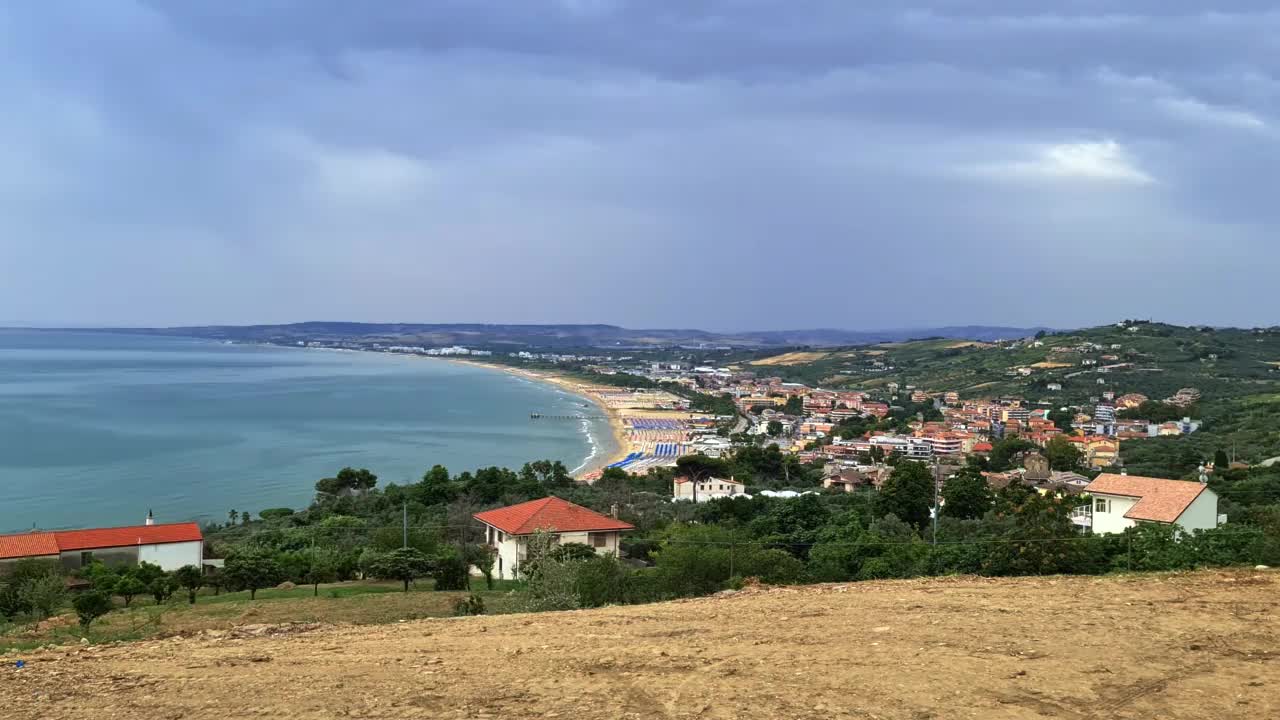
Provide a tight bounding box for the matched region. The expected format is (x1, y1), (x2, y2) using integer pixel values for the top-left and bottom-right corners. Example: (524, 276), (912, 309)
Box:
(240, 511), (251, 526)
(19, 573), (66, 619)
(766, 420), (783, 437)
(413, 464), (457, 505)
(259, 508), (295, 521)
(369, 547), (434, 592)
(783, 396), (804, 415)
(877, 461), (933, 530)
(148, 574), (178, 605)
(1214, 449), (1230, 469)
(228, 509), (238, 527)
(1044, 435), (1084, 472)
(315, 467), (379, 497)
(432, 550), (471, 591)
(114, 574), (147, 607)
(461, 544), (496, 590)
(223, 551), (282, 600)
(174, 565), (203, 604)
(73, 591), (113, 631)
(551, 542), (598, 562)
(941, 467), (993, 520)
(304, 547), (341, 596)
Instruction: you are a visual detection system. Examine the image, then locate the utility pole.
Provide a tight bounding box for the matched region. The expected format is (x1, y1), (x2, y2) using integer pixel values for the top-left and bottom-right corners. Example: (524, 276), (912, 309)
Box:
(931, 457), (941, 545)
(402, 501), (408, 549)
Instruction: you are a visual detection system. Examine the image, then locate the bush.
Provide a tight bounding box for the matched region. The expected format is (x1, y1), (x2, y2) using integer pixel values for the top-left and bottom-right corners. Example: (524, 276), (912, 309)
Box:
(432, 551), (471, 591)
(453, 594), (486, 616)
(73, 591), (113, 630)
(19, 573), (67, 618)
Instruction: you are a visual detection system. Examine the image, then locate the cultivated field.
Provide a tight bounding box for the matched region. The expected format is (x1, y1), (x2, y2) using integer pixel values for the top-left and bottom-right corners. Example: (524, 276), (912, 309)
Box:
(5, 570), (1277, 719)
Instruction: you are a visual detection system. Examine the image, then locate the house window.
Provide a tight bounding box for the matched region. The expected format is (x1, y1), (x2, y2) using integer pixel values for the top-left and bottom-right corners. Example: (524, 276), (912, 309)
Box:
(589, 532), (608, 548)
(80, 551), (94, 566)
(1095, 498), (1109, 513)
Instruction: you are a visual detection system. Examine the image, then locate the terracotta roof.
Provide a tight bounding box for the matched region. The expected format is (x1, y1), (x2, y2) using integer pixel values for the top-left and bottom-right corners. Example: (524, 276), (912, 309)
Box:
(1085, 474), (1210, 523)
(0, 532), (61, 560)
(51, 523), (203, 552)
(0, 522), (202, 560)
(473, 497), (634, 535)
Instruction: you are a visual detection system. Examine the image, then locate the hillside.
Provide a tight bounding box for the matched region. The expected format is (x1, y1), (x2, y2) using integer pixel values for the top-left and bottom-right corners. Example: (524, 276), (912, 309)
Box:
(44, 323), (1045, 350)
(6, 570), (1277, 719)
(749, 322), (1280, 468)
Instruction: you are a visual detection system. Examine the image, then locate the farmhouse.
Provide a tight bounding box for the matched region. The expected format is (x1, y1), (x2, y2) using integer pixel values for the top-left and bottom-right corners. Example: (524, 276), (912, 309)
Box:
(673, 475), (746, 502)
(1084, 473), (1220, 535)
(474, 497), (633, 580)
(0, 514), (204, 572)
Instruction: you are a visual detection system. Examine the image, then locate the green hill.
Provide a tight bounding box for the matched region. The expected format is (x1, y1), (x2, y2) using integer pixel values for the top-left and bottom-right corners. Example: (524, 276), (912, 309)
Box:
(749, 321), (1280, 474)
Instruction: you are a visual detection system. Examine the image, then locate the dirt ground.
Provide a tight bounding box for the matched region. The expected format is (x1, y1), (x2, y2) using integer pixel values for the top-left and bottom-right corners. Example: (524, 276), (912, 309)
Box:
(4, 570), (1277, 719)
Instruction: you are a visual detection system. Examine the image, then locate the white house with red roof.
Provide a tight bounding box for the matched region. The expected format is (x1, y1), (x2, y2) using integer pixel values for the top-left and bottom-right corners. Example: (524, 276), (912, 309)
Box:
(473, 497), (633, 580)
(1084, 473), (1219, 535)
(0, 512), (204, 572)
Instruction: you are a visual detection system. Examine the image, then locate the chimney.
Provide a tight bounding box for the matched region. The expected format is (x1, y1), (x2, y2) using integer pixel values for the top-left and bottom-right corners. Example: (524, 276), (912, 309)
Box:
(609, 504), (619, 519)
(145, 509), (155, 526)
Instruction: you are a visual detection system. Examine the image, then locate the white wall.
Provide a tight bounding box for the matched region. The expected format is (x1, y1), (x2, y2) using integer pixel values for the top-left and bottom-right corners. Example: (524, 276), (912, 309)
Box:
(1090, 494), (1138, 535)
(1175, 489), (1219, 533)
(485, 527), (622, 580)
(138, 541), (203, 571)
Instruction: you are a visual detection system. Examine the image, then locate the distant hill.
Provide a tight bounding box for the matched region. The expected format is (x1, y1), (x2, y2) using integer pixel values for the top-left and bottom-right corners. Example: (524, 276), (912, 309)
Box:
(48, 322), (1049, 350)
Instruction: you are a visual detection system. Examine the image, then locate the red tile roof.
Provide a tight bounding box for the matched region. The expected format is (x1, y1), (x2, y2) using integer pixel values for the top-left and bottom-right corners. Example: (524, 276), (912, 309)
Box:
(1085, 474), (1210, 523)
(473, 497), (634, 535)
(0, 522), (203, 559)
(52, 522), (203, 551)
(0, 532), (61, 560)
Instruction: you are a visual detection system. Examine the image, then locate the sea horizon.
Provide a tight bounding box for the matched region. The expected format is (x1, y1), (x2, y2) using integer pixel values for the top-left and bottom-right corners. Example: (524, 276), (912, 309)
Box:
(0, 330), (616, 532)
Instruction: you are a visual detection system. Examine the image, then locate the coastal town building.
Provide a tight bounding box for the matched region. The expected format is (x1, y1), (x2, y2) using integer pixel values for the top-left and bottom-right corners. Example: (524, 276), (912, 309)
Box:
(673, 476), (746, 502)
(0, 515), (204, 572)
(474, 497), (633, 580)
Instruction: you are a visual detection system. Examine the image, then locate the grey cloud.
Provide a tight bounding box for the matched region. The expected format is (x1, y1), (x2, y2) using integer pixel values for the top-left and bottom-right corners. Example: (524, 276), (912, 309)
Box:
(0, 1), (1277, 329)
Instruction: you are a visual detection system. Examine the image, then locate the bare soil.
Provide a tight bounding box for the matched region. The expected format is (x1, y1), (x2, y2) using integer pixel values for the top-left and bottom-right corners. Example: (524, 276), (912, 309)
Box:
(5, 570), (1278, 719)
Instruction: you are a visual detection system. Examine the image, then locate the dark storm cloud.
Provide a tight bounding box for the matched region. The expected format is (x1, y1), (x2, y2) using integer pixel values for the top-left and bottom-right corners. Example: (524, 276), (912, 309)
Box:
(1, 2), (1276, 329)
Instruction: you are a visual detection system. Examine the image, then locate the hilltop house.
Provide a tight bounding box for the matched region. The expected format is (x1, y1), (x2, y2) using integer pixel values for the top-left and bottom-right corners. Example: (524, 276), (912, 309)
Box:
(0, 513), (204, 572)
(474, 497), (633, 580)
(673, 476), (746, 502)
(1083, 474), (1220, 535)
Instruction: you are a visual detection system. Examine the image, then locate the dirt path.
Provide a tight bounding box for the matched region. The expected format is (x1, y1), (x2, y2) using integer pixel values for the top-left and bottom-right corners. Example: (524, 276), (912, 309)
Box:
(4, 570), (1278, 719)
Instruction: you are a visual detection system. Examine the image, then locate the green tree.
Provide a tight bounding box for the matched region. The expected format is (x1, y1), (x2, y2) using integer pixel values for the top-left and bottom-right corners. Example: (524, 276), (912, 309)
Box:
(877, 461), (934, 530)
(551, 543), (598, 562)
(148, 574), (178, 605)
(174, 565), (203, 604)
(767, 420), (783, 437)
(19, 573), (66, 619)
(1214, 449), (1230, 469)
(461, 544), (496, 590)
(303, 547), (341, 596)
(413, 464), (457, 505)
(432, 549), (471, 591)
(228, 509), (238, 527)
(240, 511), (251, 526)
(73, 591), (113, 631)
(369, 547), (434, 592)
(114, 574), (147, 607)
(224, 551), (283, 600)
(1044, 435), (1084, 472)
(259, 508), (295, 521)
(941, 467), (992, 520)
(315, 467), (379, 497)
(783, 396), (804, 415)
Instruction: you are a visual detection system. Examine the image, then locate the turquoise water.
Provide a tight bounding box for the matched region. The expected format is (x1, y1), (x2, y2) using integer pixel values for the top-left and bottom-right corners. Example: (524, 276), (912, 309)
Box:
(0, 330), (614, 531)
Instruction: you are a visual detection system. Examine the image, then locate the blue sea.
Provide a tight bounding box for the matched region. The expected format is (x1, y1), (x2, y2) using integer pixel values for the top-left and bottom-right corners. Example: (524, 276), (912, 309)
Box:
(0, 330), (616, 531)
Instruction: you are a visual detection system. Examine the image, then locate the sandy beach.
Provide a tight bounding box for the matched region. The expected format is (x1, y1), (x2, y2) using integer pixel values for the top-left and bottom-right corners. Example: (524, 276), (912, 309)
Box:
(439, 359), (632, 477)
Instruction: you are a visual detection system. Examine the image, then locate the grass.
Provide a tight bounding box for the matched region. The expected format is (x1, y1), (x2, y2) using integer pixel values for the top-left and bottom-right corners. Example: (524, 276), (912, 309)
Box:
(0, 579), (526, 653)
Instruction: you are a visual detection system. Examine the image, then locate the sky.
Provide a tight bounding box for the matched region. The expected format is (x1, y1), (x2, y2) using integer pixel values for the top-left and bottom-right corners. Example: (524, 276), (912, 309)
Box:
(1, 2), (1278, 331)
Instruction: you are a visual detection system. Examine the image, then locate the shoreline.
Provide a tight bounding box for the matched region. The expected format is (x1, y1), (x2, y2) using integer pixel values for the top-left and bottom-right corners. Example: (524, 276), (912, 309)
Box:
(438, 358), (632, 478)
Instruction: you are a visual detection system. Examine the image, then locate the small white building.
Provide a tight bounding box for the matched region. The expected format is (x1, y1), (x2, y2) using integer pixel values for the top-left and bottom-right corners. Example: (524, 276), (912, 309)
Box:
(0, 514), (204, 572)
(673, 476), (746, 502)
(473, 497), (633, 580)
(1083, 473), (1220, 535)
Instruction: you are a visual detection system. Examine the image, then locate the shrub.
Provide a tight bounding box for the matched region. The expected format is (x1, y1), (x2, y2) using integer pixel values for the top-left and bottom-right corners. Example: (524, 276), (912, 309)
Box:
(19, 573), (67, 618)
(73, 591), (113, 630)
(453, 594), (486, 616)
(432, 551), (471, 591)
